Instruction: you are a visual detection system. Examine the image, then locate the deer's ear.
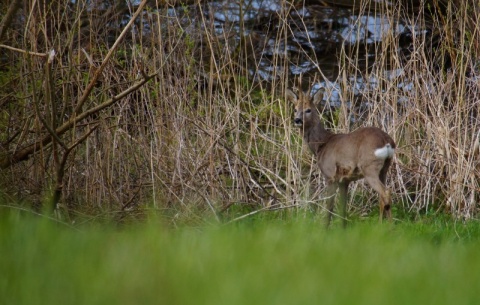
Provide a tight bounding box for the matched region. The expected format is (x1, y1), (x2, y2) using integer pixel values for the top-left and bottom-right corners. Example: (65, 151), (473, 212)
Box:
(313, 88), (325, 105)
(285, 89), (298, 104)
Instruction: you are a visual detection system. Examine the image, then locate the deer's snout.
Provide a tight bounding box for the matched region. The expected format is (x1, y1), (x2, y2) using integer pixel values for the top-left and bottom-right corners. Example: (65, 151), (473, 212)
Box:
(294, 118), (303, 126)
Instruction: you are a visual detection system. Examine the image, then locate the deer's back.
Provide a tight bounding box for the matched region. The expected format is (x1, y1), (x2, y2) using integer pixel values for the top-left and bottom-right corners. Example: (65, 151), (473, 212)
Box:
(316, 127), (395, 182)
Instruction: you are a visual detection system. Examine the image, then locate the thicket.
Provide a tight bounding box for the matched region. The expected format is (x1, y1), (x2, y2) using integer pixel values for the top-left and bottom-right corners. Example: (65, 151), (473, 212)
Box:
(0, 0), (478, 223)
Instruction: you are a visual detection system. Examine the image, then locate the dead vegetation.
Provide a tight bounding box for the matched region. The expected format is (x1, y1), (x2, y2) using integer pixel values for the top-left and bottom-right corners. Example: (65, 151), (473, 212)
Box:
(0, 0), (479, 222)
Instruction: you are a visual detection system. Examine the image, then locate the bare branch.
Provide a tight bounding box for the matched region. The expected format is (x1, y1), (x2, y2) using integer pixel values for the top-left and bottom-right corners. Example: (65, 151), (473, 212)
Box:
(74, 0), (149, 114)
(0, 72), (157, 169)
(0, 0), (22, 42)
(0, 44), (48, 57)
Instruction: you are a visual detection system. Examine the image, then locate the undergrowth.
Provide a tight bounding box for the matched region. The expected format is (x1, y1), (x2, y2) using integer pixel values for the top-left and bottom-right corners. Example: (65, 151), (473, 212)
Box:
(2, 208), (480, 305)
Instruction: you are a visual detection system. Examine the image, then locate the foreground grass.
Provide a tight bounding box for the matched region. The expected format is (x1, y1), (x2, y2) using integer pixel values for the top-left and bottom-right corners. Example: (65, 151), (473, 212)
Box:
(1, 209), (480, 305)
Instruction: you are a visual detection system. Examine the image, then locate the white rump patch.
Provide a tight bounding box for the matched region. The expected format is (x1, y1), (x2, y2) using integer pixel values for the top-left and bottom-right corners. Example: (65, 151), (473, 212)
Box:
(374, 144), (395, 159)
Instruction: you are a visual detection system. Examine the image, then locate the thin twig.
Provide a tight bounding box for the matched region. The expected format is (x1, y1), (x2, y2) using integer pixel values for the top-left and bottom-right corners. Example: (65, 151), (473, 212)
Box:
(0, 44), (47, 57)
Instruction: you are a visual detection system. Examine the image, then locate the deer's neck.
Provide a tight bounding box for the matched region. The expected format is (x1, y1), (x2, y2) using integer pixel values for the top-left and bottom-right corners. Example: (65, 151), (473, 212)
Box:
(303, 120), (333, 154)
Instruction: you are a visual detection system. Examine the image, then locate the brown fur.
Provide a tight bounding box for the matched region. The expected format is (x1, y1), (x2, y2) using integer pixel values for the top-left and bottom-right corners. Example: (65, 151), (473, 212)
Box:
(286, 88), (396, 227)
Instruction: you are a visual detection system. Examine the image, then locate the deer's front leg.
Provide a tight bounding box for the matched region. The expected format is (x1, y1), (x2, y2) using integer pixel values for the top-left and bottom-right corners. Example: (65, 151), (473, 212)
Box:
(338, 181), (350, 228)
(324, 182), (338, 228)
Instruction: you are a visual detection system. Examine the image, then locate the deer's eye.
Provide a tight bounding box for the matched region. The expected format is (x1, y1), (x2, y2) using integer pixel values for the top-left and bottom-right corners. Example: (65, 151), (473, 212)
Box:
(305, 109), (312, 114)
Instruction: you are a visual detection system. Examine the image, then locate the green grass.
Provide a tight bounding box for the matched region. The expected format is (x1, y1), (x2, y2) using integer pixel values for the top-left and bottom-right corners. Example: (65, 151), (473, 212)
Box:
(2, 208), (480, 305)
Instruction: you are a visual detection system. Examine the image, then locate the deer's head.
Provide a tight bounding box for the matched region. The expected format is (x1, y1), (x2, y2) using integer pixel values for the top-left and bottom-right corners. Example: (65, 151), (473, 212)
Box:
(286, 88), (325, 128)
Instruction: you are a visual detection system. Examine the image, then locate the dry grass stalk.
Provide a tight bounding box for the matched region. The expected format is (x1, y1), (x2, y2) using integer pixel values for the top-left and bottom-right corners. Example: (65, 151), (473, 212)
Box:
(0, 0), (478, 221)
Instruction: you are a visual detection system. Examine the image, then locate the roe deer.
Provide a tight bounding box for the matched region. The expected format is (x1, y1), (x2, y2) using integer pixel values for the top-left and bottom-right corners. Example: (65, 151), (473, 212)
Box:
(286, 88), (395, 227)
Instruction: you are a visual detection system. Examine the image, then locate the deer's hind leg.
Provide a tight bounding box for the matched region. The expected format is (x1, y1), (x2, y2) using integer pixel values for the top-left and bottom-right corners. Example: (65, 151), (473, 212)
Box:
(378, 158), (393, 220)
(363, 166), (392, 222)
(379, 157), (392, 185)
